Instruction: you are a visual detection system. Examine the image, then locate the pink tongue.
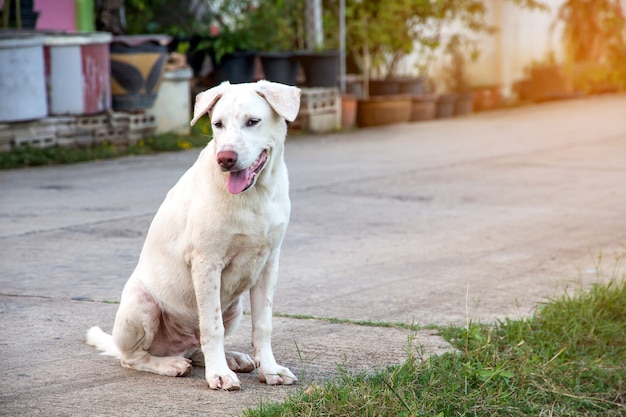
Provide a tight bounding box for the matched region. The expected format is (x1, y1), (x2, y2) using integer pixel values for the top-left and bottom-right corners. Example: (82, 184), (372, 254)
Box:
(227, 169), (251, 194)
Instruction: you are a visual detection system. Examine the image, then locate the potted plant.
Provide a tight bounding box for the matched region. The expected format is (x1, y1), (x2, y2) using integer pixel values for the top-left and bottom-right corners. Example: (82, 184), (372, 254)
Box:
(517, 53), (571, 103)
(140, 0), (258, 85)
(344, 0), (415, 96)
(247, 0), (302, 86)
(432, 0), (545, 115)
(296, 1), (340, 88)
(192, 0), (259, 85)
(341, 0), (414, 127)
(472, 84), (502, 111)
(426, 0), (497, 117)
(438, 34), (480, 116)
(97, 0), (172, 111)
(404, 0), (442, 121)
(201, 27), (257, 84)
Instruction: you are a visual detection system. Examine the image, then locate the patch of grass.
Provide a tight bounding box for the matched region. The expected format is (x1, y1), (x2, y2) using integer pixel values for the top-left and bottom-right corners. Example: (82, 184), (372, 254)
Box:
(243, 279), (626, 416)
(272, 312), (423, 331)
(0, 117), (212, 169)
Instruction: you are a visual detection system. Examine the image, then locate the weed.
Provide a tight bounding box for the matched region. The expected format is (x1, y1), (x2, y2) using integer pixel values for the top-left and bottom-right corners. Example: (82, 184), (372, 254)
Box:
(243, 279), (626, 416)
(0, 118), (212, 169)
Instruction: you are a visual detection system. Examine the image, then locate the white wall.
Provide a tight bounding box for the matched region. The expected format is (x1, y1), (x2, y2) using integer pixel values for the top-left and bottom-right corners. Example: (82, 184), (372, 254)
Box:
(425, 0), (566, 96)
(472, 0), (564, 96)
(392, 0), (566, 96)
(431, 0), (626, 97)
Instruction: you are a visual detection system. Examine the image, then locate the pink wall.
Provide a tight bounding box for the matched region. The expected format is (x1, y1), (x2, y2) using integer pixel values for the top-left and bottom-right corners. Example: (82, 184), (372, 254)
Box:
(0, 0), (81, 31)
(35, 0), (76, 31)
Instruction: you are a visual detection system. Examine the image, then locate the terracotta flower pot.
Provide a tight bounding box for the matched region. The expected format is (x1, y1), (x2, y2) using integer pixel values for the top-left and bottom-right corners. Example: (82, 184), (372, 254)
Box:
(473, 86), (502, 111)
(341, 95), (358, 129)
(411, 94), (437, 122)
(455, 93), (475, 116)
(398, 77), (425, 95)
(369, 79), (399, 96)
(357, 95), (412, 128)
(436, 94), (456, 118)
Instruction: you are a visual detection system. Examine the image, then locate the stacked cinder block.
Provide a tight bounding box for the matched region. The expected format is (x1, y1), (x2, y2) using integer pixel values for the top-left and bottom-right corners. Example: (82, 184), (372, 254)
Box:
(295, 88), (341, 133)
(128, 113), (157, 145)
(0, 112), (157, 152)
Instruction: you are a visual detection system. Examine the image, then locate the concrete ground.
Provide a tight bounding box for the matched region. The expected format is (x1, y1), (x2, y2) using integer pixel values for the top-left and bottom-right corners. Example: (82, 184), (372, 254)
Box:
(1, 95), (625, 416)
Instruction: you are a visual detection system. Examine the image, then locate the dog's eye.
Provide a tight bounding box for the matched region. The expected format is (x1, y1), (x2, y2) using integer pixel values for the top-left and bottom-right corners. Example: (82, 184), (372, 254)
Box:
(246, 118), (260, 127)
(213, 120), (223, 129)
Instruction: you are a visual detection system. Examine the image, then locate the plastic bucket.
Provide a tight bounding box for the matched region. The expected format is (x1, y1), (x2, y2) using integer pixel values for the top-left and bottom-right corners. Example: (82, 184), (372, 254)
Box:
(44, 32), (112, 115)
(0, 34), (47, 122)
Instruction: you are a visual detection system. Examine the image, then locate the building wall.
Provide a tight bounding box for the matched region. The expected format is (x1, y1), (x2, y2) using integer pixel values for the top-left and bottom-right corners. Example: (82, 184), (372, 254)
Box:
(443, 0), (626, 98)
(471, 0), (564, 96)
(424, 0), (565, 97)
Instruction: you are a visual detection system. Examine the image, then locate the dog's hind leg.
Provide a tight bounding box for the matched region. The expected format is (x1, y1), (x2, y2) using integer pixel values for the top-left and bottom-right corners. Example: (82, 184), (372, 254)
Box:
(112, 280), (192, 377)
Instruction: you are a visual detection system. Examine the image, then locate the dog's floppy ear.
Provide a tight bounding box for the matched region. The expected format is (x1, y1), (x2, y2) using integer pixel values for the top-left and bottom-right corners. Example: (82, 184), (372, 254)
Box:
(255, 80), (301, 122)
(190, 81), (230, 126)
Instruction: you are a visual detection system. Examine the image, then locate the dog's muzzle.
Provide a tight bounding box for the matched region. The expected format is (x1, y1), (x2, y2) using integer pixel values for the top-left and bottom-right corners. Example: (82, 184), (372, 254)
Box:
(221, 150), (268, 194)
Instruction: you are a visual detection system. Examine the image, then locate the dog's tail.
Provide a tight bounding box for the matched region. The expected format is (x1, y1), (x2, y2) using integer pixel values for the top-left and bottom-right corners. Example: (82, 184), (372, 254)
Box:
(86, 326), (121, 358)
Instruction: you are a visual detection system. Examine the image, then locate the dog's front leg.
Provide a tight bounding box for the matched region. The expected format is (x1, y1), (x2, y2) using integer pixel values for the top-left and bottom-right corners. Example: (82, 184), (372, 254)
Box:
(192, 258), (241, 391)
(250, 252), (297, 385)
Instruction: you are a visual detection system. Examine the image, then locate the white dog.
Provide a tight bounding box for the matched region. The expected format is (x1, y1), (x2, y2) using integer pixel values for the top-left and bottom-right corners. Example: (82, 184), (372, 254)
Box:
(87, 80), (301, 391)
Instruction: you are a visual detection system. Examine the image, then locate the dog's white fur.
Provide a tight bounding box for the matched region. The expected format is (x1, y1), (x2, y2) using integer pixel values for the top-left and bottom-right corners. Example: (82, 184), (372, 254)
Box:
(87, 80), (301, 391)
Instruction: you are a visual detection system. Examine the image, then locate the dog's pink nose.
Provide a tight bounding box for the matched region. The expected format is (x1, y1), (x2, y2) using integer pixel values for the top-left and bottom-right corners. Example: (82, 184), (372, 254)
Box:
(217, 150), (238, 170)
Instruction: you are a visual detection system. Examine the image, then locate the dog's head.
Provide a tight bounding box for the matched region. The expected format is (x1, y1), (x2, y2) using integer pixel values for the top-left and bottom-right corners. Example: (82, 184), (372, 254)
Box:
(190, 80), (301, 194)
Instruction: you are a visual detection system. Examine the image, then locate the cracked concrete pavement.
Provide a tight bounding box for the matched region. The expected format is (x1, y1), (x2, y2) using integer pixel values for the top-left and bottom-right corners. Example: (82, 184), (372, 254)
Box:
(1, 94), (625, 416)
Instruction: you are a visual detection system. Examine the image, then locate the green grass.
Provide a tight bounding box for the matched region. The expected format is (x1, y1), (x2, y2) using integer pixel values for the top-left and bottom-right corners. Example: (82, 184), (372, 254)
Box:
(272, 312), (424, 331)
(244, 279), (626, 416)
(0, 117), (212, 169)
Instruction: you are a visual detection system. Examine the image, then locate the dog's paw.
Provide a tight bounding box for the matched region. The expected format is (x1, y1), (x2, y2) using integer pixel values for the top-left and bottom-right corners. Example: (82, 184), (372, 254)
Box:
(206, 370), (241, 391)
(226, 351), (256, 373)
(162, 356), (193, 377)
(258, 364), (297, 386)
(120, 354), (192, 377)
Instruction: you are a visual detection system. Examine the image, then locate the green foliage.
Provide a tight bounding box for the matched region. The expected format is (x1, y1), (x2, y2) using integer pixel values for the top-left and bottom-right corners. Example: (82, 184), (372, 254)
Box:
(196, 23), (257, 65)
(124, 0), (210, 36)
(244, 279), (626, 416)
(125, 0), (306, 63)
(247, 0), (306, 52)
(1, 0), (22, 29)
(346, 0), (495, 78)
(342, 0), (417, 78)
(442, 34), (479, 92)
(193, 0), (305, 63)
(0, 142), (135, 169)
(436, 1), (496, 92)
(339, 0), (546, 80)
